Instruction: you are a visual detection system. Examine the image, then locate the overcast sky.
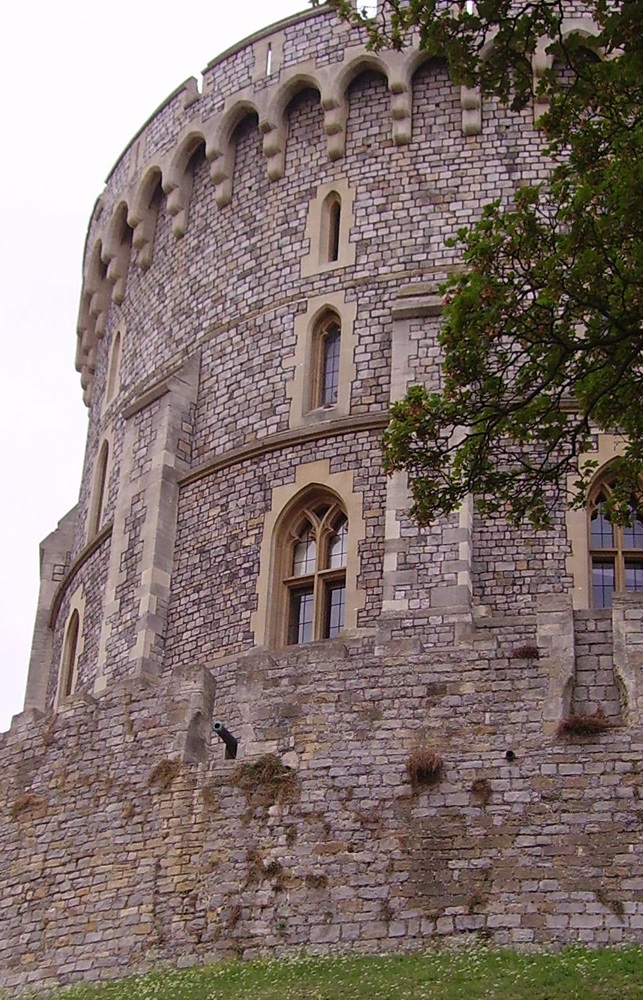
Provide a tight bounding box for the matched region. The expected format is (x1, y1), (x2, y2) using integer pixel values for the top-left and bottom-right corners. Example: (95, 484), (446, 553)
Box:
(0, 0), (310, 731)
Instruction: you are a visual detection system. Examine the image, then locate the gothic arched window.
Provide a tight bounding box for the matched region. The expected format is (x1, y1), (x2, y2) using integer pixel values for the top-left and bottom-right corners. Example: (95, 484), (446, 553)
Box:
(312, 316), (341, 409)
(279, 496), (348, 645)
(88, 438), (110, 538)
(589, 479), (643, 607)
(321, 190), (341, 263)
(57, 609), (80, 704)
(105, 329), (122, 405)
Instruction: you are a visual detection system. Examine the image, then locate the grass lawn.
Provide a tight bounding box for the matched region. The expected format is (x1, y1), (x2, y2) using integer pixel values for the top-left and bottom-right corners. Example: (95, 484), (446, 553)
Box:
(19, 946), (643, 1000)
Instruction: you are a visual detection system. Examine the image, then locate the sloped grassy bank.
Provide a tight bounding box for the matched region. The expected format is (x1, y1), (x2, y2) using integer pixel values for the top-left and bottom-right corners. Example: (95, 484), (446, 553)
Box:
(10, 947), (643, 1000)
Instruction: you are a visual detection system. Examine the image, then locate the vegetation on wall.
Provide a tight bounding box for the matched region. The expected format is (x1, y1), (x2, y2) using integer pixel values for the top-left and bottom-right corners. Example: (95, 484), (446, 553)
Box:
(317, 1), (643, 527)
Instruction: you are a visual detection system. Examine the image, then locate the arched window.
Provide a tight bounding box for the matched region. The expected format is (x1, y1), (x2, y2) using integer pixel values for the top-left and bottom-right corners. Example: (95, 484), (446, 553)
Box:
(105, 330), (122, 404)
(279, 496), (348, 645)
(321, 191), (341, 264)
(589, 479), (643, 607)
(312, 316), (341, 409)
(58, 609), (80, 703)
(89, 439), (110, 537)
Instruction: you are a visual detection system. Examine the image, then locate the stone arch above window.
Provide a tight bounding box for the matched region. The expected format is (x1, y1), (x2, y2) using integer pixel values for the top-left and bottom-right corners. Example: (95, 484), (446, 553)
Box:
(251, 460), (366, 649)
(301, 178), (355, 277)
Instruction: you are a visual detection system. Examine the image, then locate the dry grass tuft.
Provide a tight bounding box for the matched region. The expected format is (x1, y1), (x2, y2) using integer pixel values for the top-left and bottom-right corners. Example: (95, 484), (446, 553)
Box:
(148, 759), (181, 790)
(471, 777), (492, 805)
(229, 754), (299, 810)
(227, 903), (242, 929)
(121, 801), (135, 820)
(512, 644), (540, 660)
(557, 710), (614, 738)
(305, 872), (329, 889)
(406, 748), (444, 789)
(10, 793), (46, 821)
(595, 885), (625, 919)
(41, 719), (57, 747)
(245, 848), (286, 889)
(201, 781), (221, 811)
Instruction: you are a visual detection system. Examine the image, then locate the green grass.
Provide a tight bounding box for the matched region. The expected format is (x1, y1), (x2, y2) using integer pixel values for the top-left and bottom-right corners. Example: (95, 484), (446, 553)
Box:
(16, 947), (643, 1000)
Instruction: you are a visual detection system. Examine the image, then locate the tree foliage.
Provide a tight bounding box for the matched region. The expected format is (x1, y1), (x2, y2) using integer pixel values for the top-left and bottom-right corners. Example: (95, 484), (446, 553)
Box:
(314, 1), (643, 526)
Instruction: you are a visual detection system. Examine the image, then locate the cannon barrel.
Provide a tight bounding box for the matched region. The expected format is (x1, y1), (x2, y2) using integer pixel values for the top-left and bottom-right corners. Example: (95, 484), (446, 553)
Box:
(213, 720), (238, 759)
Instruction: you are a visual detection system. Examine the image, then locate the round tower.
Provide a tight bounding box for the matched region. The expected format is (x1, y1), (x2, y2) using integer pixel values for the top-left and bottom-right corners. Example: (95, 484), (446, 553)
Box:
(3, 8), (640, 993)
(24, 3), (561, 711)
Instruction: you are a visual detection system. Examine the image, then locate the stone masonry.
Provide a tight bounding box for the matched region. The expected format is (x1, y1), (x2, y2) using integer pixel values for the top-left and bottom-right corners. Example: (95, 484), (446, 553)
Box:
(1, 3), (641, 995)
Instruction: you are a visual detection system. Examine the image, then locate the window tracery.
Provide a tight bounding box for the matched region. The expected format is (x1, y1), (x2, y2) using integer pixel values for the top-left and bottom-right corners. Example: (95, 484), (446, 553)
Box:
(279, 497), (348, 646)
(589, 478), (643, 607)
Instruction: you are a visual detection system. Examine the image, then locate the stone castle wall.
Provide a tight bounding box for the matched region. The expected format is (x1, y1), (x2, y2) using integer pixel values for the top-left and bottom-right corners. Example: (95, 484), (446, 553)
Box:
(2, 4), (642, 994)
(2, 626), (642, 995)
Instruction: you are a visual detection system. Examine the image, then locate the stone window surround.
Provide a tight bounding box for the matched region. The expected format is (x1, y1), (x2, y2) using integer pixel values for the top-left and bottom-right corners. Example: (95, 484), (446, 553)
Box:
(87, 430), (114, 543)
(251, 459), (366, 648)
(311, 312), (341, 410)
(279, 492), (348, 647)
(103, 325), (125, 411)
(284, 292), (357, 430)
(566, 434), (627, 610)
(54, 586), (86, 711)
(301, 178), (356, 278)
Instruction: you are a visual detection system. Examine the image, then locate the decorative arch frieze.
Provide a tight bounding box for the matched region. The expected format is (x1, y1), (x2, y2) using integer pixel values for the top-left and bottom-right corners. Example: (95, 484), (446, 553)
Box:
(331, 51), (391, 155)
(533, 17), (601, 121)
(382, 50), (414, 146)
(461, 85), (482, 135)
(102, 201), (133, 305)
(128, 165), (165, 270)
(262, 67), (322, 181)
(73, 20), (601, 406)
(209, 99), (262, 208)
(164, 127), (208, 237)
(86, 239), (111, 340)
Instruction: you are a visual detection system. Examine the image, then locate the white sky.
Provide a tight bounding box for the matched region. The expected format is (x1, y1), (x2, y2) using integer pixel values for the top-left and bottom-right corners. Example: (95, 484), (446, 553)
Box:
(0, 0), (309, 731)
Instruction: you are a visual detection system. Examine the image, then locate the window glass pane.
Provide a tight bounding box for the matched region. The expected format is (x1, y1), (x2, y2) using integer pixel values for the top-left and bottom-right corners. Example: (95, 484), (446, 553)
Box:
(321, 325), (340, 406)
(625, 559), (643, 593)
(590, 495), (613, 548)
(325, 582), (345, 638)
(288, 589), (314, 645)
(328, 198), (341, 262)
(292, 526), (316, 576)
(327, 518), (348, 568)
(592, 559), (614, 608)
(622, 508), (643, 549)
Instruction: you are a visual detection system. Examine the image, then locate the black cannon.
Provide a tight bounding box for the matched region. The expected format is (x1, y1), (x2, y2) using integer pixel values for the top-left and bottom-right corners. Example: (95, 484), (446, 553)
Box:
(212, 720), (238, 759)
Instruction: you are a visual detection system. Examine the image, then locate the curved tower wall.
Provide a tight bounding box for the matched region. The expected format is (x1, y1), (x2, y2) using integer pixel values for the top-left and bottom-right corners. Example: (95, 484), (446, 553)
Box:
(1, 7), (642, 994)
(31, 7), (559, 705)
